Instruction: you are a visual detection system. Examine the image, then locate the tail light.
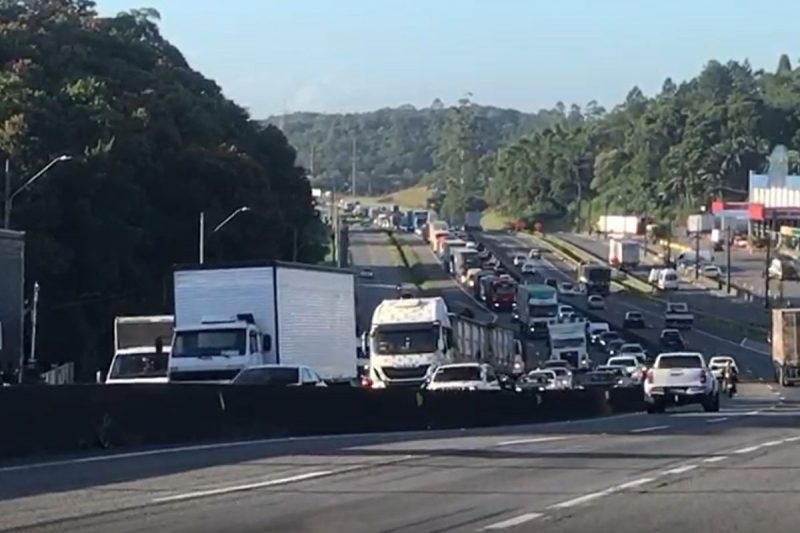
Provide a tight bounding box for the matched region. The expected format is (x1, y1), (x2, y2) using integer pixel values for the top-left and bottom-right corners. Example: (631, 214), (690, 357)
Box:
(699, 371), (707, 385)
(646, 370), (654, 384)
(361, 376), (373, 388)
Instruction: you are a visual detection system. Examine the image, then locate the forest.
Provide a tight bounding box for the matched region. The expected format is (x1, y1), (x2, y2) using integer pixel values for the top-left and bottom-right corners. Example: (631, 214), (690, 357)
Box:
(0, 0), (323, 377)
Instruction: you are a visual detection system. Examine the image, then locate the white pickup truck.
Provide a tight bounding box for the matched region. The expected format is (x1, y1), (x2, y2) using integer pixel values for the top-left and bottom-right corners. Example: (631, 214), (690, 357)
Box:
(664, 302), (694, 329)
(643, 352), (719, 413)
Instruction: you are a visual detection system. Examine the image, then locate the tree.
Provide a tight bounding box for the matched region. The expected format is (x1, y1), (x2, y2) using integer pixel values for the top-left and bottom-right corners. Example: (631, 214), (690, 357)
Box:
(0, 0), (323, 378)
(777, 54), (793, 75)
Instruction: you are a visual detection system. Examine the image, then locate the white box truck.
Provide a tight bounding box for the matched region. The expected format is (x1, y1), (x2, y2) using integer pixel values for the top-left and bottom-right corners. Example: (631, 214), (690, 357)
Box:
(608, 238), (640, 268)
(597, 215), (639, 235)
(106, 315), (174, 384)
(168, 262), (357, 383)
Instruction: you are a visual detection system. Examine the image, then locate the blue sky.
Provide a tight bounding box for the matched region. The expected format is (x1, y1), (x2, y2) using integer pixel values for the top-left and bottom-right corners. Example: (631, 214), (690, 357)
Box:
(96, 0), (800, 118)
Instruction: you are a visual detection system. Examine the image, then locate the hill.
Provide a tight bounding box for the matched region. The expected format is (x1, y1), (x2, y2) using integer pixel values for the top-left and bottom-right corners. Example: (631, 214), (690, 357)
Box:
(263, 102), (561, 194)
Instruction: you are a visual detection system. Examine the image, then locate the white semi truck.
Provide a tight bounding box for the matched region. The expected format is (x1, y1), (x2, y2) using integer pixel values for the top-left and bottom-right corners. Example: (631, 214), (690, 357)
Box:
(106, 315), (174, 384)
(547, 320), (589, 369)
(366, 296), (521, 388)
(168, 262), (357, 383)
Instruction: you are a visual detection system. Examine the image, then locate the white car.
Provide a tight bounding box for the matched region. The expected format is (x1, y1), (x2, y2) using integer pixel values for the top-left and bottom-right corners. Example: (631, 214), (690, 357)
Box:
(606, 355), (644, 379)
(618, 343), (646, 360)
(528, 248), (542, 260)
(587, 294), (605, 310)
(702, 265), (722, 279)
(708, 356), (739, 379)
(521, 261), (537, 274)
(425, 363), (501, 391)
(518, 370), (559, 391)
(513, 254), (527, 266)
(558, 304), (575, 320)
(559, 281), (581, 295)
(547, 366), (573, 389)
(587, 322), (610, 343)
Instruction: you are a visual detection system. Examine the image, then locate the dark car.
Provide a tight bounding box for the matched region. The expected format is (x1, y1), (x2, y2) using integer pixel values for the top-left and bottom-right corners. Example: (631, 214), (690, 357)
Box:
(580, 370), (619, 389)
(598, 331), (622, 348)
(623, 311), (645, 329)
(545, 278), (559, 289)
(606, 339), (625, 356)
(660, 328), (685, 350)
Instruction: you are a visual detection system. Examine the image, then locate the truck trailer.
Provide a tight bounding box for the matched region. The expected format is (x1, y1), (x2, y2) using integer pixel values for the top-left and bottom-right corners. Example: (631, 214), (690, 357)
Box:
(168, 262), (357, 383)
(773, 308), (800, 386)
(608, 238), (640, 268)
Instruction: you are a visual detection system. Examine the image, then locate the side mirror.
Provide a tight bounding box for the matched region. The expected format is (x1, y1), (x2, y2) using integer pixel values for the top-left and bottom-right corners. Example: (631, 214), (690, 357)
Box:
(262, 334), (272, 352)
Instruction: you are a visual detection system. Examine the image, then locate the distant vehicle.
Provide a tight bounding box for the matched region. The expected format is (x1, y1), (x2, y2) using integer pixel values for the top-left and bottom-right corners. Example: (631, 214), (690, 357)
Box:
(595, 365), (637, 387)
(618, 343), (646, 360)
(513, 254), (527, 266)
(541, 359), (570, 370)
(664, 302), (694, 329)
(578, 369), (623, 389)
(660, 328), (685, 350)
(708, 356), (738, 380)
(548, 321), (590, 369)
(701, 264), (722, 279)
(359, 267), (375, 279)
(521, 261), (537, 274)
(544, 278), (559, 289)
(644, 352), (719, 413)
(657, 268), (679, 290)
(598, 330), (622, 349)
(106, 315), (173, 384)
(516, 283), (559, 339)
(772, 308), (800, 386)
(606, 355), (644, 377)
(587, 294), (605, 310)
(769, 258), (798, 281)
(623, 311), (645, 329)
(516, 369), (559, 392)
(425, 363), (501, 392)
(605, 339), (625, 356)
(559, 281), (580, 295)
(558, 304), (574, 319)
(608, 238), (640, 268)
(546, 366), (573, 389)
(528, 248), (542, 260)
(587, 322), (611, 344)
(578, 263), (611, 295)
(231, 364), (327, 387)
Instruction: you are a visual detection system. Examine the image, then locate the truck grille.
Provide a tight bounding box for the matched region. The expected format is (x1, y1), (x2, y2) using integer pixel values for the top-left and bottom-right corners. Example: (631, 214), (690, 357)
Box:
(381, 366), (430, 380)
(169, 369), (240, 382)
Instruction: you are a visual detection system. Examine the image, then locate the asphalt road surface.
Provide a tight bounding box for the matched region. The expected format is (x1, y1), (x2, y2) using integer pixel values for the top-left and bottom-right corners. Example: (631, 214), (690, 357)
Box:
(3, 384), (800, 532)
(480, 232), (775, 380)
(558, 233), (776, 328)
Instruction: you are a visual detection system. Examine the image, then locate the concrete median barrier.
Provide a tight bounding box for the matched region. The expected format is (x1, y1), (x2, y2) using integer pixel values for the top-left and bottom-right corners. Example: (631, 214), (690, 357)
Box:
(0, 383), (644, 462)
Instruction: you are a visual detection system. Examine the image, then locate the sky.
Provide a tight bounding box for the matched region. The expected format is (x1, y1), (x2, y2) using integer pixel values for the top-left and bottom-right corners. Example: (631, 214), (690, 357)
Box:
(95, 0), (800, 118)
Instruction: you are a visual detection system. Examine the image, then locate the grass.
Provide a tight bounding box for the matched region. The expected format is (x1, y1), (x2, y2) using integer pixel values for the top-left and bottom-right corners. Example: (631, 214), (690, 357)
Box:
(481, 209), (514, 231)
(343, 185), (429, 209)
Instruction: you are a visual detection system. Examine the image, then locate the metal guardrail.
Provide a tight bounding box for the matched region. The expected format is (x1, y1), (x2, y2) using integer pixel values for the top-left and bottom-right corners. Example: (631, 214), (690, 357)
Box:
(42, 363), (75, 385)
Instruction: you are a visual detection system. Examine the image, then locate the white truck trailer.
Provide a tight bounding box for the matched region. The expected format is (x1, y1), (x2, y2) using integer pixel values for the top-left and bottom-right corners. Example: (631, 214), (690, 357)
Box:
(106, 315), (174, 384)
(168, 262), (357, 383)
(366, 296), (521, 388)
(608, 238), (640, 268)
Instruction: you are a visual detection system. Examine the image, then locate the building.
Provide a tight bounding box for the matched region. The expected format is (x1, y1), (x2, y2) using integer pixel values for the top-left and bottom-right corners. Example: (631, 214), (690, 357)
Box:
(0, 229), (24, 379)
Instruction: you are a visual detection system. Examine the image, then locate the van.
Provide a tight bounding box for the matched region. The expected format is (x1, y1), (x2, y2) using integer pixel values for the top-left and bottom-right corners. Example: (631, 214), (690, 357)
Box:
(657, 268), (679, 290)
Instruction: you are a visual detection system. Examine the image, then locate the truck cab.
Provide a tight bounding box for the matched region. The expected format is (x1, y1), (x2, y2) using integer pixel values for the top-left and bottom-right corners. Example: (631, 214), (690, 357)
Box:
(664, 302), (694, 329)
(169, 314), (272, 382)
(548, 320), (589, 368)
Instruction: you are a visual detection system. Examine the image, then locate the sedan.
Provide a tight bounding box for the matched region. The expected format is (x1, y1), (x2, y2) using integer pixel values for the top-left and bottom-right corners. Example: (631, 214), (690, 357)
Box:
(587, 294), (605, 310)
(521, 261), (537, 274)
(605, 339), (625, 356)
(528, 248), (542, 260)
(660, 328), (686, 350)
(623, 311), (645, 329)
(513, 254), (527, 266)
(702, 265), (722, 279)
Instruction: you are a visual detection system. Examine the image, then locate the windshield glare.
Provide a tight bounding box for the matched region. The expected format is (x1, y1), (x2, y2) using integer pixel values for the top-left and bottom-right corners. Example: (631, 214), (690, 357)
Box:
(375, 327), (438, 355)
(173, 329), (247, 357)
(530, 304), (558, 317)
(233, 367), (299, 385)
(434, 366), (481, 382)
(552, 338), (584, 349)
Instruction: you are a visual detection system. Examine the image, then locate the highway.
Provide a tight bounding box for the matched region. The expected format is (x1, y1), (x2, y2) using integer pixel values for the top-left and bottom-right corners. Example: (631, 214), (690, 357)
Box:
(479, 232), (776, 379)
(3, 385), (800, 532)
(555, 232), (775, 329)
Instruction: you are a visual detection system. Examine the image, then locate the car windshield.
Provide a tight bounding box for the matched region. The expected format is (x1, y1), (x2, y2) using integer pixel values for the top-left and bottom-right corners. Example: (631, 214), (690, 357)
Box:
(626, 313), (641, 319)
(550, 368), (568, 376)
(172, 329), (247, 357)
(601, 332), (620, 341)
(233, 367), (300, 385)
(657, 356), (703, 369)
(108, 352), (168, 379)
(609, 358), (637, 367)
(433, 366), (482, 382)
(662, 331), (682, 340)
(620, 345), (642, 353)
(561, 283), (573, 290)
(552, 338), (584, 349)
(374, 327), (438, 355)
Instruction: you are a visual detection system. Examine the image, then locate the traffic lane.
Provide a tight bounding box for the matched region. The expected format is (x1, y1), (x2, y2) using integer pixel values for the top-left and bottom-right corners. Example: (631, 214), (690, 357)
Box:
(558, 232), (773, 329)
(403, 233), (550, 366)
(12, 405), (800, 533)
(534, 430), (800, 533)
(485, 233), (774, 379)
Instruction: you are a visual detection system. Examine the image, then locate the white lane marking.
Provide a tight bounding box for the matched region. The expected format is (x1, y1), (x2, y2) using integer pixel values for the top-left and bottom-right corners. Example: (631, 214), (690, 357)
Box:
(703, 455), (728, 463)
(761, 440), (785, 447)
(706, 417), (729, 424)
(548, 488), (616, 509)
(783, 436), (800, 443)
(152, 470), (334, 503)
(630, 425), (669, 434)
(481, 513), (544, 530)
(496, 436), (569, 447)
(734, 445), (762, 454)
(615, 477), (656, 490)
(663, 464), (697, 475)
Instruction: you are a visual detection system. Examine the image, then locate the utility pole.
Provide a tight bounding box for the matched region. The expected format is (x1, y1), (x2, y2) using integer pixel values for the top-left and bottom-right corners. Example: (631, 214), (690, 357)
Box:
(666, 220), (672, 267)
(694, 230), (701, 279)
(726, 225), (732, 293)
(29, 281), (39, 366)
(575, 163), (583, 233)
(351, 137), (357, 197)
(3, 159), (10, 230)
(198, 211), (205, 264)
(764, 211), (777, 308)
(309, 145), (316, 177)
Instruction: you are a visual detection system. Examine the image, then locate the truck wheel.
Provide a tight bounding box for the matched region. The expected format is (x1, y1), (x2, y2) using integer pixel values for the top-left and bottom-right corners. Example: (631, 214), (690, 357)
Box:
(703, 393), (720, 412)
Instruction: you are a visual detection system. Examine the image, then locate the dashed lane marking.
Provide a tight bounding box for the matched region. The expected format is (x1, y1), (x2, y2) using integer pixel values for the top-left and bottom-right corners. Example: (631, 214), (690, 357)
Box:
(481, 513), (544, 530)
(630, 425), (669, 434)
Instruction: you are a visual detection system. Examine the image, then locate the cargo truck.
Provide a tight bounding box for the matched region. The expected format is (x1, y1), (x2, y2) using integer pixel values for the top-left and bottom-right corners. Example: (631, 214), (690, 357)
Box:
(365, 296), (522, 387)
(516, 283), (559, 339)
(577, 263), (611, 295)
(547, 320), (589, 369)
(168, 262), (357, 383)
(608, 238), (640, 268)
(687, 213), (714, 234)
(597, 215), (640, 235)
(772, 308), (800, 386)
(106, 315), (174, 384)
(484, 275), (517, 312)
(452, 248), (481, 282)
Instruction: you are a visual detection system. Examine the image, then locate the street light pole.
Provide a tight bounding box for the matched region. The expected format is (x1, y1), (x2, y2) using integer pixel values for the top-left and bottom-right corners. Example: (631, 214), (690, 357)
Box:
(199, 206), (250, 265)
(4, 155), (72, 229)
(694, 230), (701, 279)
